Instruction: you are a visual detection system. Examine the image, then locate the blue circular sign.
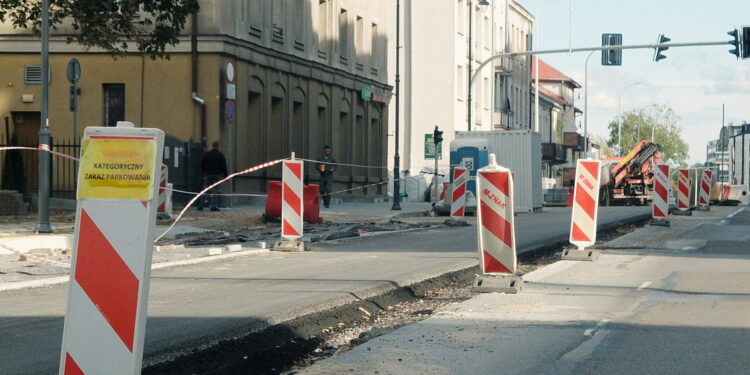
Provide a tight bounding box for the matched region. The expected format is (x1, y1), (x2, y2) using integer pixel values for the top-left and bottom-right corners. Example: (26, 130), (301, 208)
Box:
(226, 100), (236, 123)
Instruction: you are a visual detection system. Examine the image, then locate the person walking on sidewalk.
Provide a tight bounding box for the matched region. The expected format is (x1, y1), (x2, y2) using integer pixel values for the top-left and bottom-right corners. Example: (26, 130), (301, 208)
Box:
(316, 145), (337, 208)
(199, 141), (228, 211)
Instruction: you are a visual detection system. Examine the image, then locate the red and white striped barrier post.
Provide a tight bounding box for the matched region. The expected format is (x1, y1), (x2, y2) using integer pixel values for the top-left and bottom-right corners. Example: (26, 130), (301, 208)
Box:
(651, 164), (670, 226)
(674, 168), (693, 216)
(59, 123), (164, 374)
(697, 169), (712, 211)
(273, 154), (305, 251)
(157, 164), (169, 218)
(563, 159), (601, 261)
(450, 167), (468, 218)
(473, 154), (521, 293)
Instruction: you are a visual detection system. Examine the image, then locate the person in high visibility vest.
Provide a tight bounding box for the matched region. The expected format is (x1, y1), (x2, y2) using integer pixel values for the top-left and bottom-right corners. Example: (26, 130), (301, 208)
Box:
(316, 145), (337, 208)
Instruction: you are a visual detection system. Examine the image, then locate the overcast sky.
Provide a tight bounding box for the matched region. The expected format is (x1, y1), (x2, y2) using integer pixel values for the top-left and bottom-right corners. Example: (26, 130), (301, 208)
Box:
(517, 0), (750, 164)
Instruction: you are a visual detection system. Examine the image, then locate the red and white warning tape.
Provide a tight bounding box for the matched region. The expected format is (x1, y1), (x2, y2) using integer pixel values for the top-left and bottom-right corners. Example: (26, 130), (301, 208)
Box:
(0, 145), (79, 161)
(155, 158), (286, 241)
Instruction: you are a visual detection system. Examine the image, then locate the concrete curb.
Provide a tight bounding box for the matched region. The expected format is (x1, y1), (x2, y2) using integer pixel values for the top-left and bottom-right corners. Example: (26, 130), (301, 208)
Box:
(0, 248), (270, 292)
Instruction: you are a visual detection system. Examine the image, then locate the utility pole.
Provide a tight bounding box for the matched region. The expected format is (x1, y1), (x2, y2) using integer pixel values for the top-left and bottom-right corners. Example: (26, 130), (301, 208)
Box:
(391, 0), (402, 210)
(37, 0), (52, 234)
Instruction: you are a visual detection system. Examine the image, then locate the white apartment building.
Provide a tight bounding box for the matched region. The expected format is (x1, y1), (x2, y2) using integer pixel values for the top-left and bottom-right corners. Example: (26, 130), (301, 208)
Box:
(387, 0), (533, 179)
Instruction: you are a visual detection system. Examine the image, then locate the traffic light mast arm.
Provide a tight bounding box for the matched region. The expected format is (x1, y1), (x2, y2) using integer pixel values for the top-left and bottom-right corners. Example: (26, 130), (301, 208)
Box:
(469, 40), (730, 92)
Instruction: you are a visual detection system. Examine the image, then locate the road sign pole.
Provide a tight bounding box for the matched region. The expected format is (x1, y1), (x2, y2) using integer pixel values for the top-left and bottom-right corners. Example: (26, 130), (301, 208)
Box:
(36, 0), (52, 234)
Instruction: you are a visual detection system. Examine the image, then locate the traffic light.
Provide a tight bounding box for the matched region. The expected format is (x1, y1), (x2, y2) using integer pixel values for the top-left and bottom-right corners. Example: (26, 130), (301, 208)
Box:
(653, 34), (670, 62)
(728, 29), (741, 58)
(742, 26), (750, 59)
(433, 126), (443, 145)
(601, 33), (623, 66)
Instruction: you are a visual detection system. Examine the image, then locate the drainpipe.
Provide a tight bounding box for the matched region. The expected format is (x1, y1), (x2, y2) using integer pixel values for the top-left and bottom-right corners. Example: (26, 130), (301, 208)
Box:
(191, 12), (207, 151)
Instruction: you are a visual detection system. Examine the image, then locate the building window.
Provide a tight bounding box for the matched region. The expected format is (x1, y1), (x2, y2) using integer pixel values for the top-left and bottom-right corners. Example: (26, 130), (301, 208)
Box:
(371, 22), (379, 68)
(339, 8), (349, 60)
(272, 0), (285, 40)
(457, 65), (465, 101)
(249, 0), (265, 36)
(457, 0), (465, 36)
(293, 0), (305, 48)
(318, 0), (329, 53)
(103, 84), (125, 127)
(355, 16), (364, 61)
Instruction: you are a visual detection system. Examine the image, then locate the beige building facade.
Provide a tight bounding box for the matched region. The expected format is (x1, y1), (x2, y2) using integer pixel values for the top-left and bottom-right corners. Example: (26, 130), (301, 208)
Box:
(0, 0), (392, 200)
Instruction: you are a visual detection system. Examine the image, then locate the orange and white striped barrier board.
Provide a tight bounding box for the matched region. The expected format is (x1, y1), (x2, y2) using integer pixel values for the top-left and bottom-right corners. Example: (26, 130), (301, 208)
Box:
(652, 164), (670, 220)
(450, 167), (468, 217)
(699, 169), (712, 207)
(677, 168), (690, 211)
(439, 182), (448, 202)
(281, 159), (304, 241)
(569, 159), (601, 250)
(59, 122), (164, 375)
(476, 154), (516, 275)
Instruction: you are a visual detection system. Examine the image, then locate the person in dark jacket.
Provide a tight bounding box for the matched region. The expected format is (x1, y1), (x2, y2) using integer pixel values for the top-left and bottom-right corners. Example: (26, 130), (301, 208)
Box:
(199, 141), (228, 211)
(316, 145), (337, 208)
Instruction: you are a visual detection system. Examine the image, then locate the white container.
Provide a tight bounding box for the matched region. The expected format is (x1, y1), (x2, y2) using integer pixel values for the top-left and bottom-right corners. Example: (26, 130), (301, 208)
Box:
(455, 130), (543, 213)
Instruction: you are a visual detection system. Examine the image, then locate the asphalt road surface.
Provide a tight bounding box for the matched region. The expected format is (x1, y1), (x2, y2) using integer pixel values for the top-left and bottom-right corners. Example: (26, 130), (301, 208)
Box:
(0, 206), (649, 374)
(300, 206), (750, 375)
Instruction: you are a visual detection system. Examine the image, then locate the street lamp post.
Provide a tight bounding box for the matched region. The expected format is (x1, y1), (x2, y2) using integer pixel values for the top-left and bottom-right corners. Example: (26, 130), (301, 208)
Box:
(617, 81), (642, 156)
(391, 0), (402, 211)
(583, 50), (595, 155)
(467, 0), (490, 132)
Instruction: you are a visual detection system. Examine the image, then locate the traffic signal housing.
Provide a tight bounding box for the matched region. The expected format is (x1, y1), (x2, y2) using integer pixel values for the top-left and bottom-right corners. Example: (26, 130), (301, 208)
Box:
(728, 28), (741, 58)
(742, 26), (750, 59)
(433, 126), (443, 145)
(601, 33), (623, 66)
(653, 34), (670, 62)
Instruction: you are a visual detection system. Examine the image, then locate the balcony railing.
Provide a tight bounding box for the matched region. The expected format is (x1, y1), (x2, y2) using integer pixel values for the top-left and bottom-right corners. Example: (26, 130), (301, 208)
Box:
(542, 143), (567, 164)
(563, 132), (585, 150)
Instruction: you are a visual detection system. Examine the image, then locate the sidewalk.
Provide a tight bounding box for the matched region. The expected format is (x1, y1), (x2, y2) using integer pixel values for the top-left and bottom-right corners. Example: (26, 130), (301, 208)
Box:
(297, 205), (750, 374)
(0, 200), (433, 289)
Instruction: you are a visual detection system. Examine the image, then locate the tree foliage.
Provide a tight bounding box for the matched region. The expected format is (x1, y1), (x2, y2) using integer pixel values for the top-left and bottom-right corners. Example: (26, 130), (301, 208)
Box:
(0, 0), (200, 58)
(606, 104), (689, 166)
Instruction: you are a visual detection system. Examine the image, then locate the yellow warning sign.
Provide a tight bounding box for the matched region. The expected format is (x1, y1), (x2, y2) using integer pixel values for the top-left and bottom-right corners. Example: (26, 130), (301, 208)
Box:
(77, 138), (157, 200)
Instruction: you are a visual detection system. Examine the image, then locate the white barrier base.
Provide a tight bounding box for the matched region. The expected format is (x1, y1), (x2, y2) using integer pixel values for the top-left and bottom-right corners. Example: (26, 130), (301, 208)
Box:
(561, 249), (599, 261)
(472, 274), (523, 294)
(650, 218), (671, 227)
(272, 240), (306, 252)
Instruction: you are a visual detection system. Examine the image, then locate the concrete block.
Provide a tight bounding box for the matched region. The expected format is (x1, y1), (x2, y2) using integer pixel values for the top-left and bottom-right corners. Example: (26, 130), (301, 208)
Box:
(272, 240), (306, 252)
(224, 244), (242, 252)
(696, 206), (710, 212)
(472, 274), (523, 294)
(208, 247), (223, 255)
(650, 218), (671, 227)
(561, 249), (599, 261)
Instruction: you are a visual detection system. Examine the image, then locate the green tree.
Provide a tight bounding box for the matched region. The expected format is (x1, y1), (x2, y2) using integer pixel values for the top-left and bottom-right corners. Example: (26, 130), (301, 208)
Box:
(606, 104), (689, 166)
(0, 0), (199, 58)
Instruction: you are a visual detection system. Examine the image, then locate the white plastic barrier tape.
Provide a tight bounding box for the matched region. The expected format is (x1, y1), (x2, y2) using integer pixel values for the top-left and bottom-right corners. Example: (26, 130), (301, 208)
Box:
(699, 169), (712, 207)
(59, 124), (164, 375)
(476, 154), (516, 275)
(652, 164), (670, 219)
(450, 167), (468, 217)
(677, 168), (690, 211)
(281, 159), (304, 240)
(569, 159), (601, 250)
